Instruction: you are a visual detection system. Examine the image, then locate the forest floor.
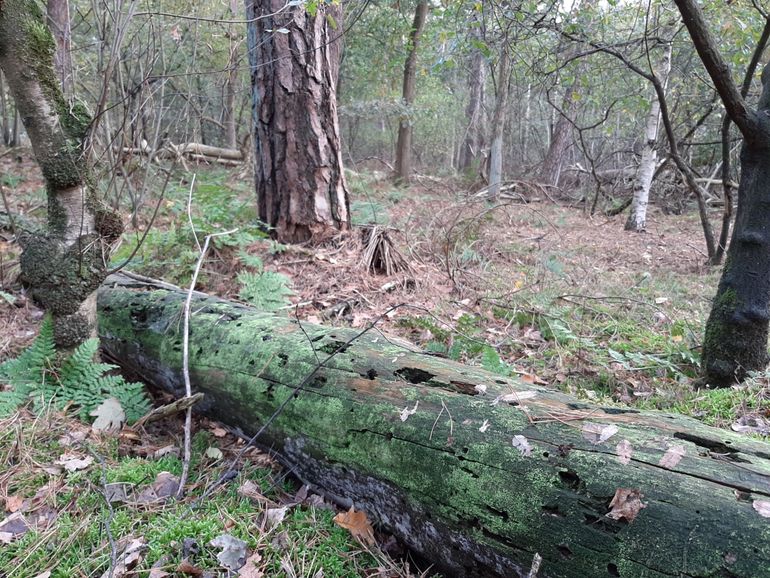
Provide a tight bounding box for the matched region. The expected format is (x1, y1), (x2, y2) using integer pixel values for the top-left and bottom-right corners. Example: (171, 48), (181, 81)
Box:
(2, 151), (769, 576)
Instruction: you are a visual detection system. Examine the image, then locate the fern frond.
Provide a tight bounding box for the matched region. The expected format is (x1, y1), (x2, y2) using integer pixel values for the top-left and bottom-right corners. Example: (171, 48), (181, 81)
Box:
(238, 270), (294, 312)
(0, 318), (151, 424)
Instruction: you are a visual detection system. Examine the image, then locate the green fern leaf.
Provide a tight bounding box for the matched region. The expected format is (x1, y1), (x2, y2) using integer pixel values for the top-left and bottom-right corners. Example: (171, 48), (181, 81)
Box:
(238, 270), (294, 312)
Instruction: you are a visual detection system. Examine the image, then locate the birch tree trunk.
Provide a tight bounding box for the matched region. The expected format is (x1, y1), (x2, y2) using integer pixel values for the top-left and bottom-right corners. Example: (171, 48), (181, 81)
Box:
(487, 48), (511, 200)
(247, 0), (350, 243)
(394, 0), (429, 185)
(0, 0), (121, 349)
(625, 36), (674, 232)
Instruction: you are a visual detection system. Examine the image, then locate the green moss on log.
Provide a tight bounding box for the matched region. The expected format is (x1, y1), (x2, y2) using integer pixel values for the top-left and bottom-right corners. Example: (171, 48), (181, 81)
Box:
(98, 279), (770, 578)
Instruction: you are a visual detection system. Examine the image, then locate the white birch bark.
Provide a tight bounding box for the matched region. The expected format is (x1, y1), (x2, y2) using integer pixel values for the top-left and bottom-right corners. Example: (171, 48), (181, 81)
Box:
(626, 38), (674, 231)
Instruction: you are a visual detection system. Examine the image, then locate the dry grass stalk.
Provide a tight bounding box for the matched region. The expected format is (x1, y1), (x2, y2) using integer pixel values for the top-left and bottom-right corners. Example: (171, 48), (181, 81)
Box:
(360, 225), (410, 276)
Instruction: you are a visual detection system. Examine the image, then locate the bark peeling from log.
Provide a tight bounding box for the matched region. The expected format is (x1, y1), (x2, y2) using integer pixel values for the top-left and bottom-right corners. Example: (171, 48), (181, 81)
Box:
(99, 274), (770, 578)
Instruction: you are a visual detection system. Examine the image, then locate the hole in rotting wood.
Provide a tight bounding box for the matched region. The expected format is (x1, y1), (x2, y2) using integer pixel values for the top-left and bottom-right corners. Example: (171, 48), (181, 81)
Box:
(449, 380), (481, 395)
(673, 432), (750, 462)
(557, 545), (573, 559)
(363, 369), (378, 380)
(542, 504), (564, 518)
(394, 367), (436, 384)
(278, 353), (288, 366)
(607, 563), (620, 577)
(309, 376), (327, 388)
(557, 470), (582, 491)
(485, 505), (509, 522)
(262, 335), (272, 341)
(542, 451), (550, 458)
(319, 340), (349, 354)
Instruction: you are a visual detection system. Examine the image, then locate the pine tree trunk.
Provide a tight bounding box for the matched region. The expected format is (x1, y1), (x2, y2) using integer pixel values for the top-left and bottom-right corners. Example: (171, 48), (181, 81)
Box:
(394, 0), (429, 185)
(487, 48), (511, 200)
(625, 38), (673, 232)
(247, 0), (350, 243)
(0, 0), (120, 349)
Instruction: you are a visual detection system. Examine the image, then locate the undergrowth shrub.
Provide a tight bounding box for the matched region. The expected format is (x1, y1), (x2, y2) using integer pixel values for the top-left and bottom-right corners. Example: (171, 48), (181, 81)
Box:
(0, 318), (150, 422)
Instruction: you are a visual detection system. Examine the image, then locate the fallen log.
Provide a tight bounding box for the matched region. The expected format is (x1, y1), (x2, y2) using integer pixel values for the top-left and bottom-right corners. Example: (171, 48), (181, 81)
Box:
(98, 273), (770, 578)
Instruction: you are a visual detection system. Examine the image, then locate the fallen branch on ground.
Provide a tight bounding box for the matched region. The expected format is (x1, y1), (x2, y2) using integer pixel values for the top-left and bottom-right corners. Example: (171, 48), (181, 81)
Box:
(98, 273), (770, 578)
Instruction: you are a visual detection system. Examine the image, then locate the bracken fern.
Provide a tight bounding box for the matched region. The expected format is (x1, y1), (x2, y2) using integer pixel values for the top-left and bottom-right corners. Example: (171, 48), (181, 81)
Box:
(0, 317), (151, 423)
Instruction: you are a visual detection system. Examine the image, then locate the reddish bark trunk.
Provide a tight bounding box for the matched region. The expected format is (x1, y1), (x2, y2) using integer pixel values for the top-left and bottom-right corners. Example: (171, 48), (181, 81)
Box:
(247, 0), (350, 243)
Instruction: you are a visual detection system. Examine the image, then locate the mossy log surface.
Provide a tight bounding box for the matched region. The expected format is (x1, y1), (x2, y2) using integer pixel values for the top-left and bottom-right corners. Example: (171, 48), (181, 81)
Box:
(98, 274), (770, 578)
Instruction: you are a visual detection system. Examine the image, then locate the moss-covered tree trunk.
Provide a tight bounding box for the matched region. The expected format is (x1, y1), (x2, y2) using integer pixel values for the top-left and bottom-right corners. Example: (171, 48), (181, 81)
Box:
(671, 0), (770, 385)
(99, 273), (770, 578)
(0, 0), (120, 349)
(697, 70), (770, 385)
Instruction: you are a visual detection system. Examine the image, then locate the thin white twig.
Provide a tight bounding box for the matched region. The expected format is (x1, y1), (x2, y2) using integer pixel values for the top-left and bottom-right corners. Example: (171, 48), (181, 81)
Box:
(177, 227), (238, 498)
(186, 174), (201, 253)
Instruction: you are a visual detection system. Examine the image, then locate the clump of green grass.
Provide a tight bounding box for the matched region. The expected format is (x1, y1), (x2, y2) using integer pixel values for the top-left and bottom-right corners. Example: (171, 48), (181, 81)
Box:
(0, 410), (395, 578)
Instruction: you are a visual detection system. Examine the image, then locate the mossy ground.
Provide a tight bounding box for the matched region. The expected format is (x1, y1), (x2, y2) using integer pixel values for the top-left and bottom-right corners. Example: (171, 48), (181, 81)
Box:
(0, 409), (399, 577)
(4, 156), (770, 575)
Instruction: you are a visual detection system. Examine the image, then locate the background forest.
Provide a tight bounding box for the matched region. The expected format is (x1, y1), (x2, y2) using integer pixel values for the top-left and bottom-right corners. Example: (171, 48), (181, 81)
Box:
(2, 0), (770, 576)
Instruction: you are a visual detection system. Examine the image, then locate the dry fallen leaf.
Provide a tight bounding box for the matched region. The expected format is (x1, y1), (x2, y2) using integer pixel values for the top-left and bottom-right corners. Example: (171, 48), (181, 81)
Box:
(211, 427), (228, 437)
(616, 440), (633, 465)
(753, 501), (770, 518)
(399, 401), (419, 422)
(91, 397), (126, 433)
(32, 572), (51, 578)
(105, 482), (132, 503)
(152, 445), (178, 459)
(210, 534), (248, 571)
(474, 384), (487, 395)
(135, 472), (180, 504)
(100, 537), (146, 578)
(55, 453), (94, 472)
(265, 506), (289, 529)
(582, 423), (619, 445)
(239, 552), (264, 577)
(520, 373), (547, 385)
(512, 435), (533, 456)
(205, 446), (224, 460)
(5, 495), (23, 513)
(238, 480), (266, 502)
(177, 560), (204, 576)
(607, 488), (646, 522)
(479, 420), (490, 433)
(0, 513), (29, 542)
(659, 445), (686, 469)
(333, 506), (375, 545)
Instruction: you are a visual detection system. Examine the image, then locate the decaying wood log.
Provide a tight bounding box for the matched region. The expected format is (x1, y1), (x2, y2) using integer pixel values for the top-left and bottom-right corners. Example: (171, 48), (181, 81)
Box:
(98, 273), (770, 578)
(121, 142), (243, 164)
